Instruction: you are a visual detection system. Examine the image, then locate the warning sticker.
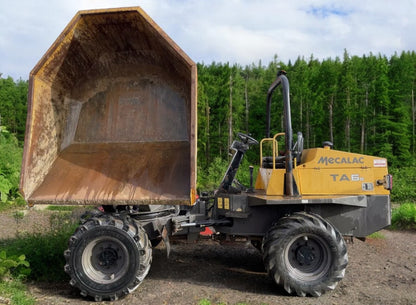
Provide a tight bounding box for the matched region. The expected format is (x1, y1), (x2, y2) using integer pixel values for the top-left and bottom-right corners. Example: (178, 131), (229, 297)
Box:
(374, 159), (387, 167)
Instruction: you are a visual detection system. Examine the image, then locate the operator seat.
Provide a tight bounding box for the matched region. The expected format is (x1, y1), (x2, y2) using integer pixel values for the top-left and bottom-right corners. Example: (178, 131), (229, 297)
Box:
(262, 132), (303, 168)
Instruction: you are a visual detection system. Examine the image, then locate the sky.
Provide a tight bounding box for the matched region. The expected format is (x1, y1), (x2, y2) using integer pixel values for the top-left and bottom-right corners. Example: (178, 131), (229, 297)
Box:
(1, 0), (416, 80)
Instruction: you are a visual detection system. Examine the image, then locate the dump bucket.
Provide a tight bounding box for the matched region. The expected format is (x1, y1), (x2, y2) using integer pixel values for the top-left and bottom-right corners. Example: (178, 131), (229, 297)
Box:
(20, 7), (197, 205)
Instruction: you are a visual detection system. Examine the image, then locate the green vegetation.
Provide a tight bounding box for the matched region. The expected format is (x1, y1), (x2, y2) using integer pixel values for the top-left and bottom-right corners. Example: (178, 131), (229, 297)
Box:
(0, 280), (35, 305)
(391, 203), (416, 230)
(0, 128), (23, 203)
(0, 250), (30, 280)
(367, 231), (386, 239)
(390, 166), (416, 203)
(45, 205), (79, 212)
(0, 211), (78, 305)
(0, 77), (27, 142)
(0, 212), (79, 282)
(0, 76), (27, 204)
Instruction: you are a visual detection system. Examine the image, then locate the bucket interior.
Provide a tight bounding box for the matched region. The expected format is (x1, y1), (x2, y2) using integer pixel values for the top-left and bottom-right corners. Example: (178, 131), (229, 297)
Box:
(23, 9), (195, 204)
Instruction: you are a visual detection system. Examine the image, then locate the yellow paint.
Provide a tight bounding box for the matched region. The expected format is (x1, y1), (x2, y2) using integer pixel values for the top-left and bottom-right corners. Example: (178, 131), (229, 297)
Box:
(266, 169), (285, 195)
(259, 133), (284, 168)
(255, 134), (390, 196)
(218, 197), (223, 209)
(224, 197), (230, 210)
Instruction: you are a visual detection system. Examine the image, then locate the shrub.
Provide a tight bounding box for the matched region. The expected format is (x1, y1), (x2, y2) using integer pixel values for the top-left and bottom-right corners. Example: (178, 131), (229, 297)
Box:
(391, 203), (416, 230)
(0, 251), (30, 281)
(0, 212), (78, 281)
(390, 166), (416, 203)
(198, 157), (229, 191)
(197, 157), (258, 192)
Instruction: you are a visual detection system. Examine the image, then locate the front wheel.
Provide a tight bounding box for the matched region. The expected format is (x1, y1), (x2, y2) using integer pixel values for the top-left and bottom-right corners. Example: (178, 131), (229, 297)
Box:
(64, 214), (152, 301)
(262, 212), (348, 297)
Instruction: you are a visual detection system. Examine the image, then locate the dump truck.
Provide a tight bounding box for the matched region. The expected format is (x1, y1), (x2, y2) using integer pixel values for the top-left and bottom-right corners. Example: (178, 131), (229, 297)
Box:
(20, 7), (392, 301)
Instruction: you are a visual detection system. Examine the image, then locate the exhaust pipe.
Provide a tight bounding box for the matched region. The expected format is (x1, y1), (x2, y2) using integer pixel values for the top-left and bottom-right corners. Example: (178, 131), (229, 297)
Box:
(265, 71), (297, 197)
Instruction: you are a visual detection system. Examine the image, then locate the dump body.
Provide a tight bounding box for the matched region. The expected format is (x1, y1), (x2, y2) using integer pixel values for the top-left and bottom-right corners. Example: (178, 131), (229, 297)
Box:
(20, 7), (197, 205)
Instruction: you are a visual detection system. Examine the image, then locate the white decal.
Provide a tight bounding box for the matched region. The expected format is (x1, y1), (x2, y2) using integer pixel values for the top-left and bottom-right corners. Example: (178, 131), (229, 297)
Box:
(374, 159), (387, 167)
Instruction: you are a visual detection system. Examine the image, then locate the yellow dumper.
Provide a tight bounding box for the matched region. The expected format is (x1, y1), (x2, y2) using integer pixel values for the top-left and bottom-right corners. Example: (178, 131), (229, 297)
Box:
(20, 7), (392, 301)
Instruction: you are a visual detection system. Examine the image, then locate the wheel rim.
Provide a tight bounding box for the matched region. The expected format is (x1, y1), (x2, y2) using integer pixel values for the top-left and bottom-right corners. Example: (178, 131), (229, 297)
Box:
(284, 233), (331, 281)
(82, 236), (130, 284)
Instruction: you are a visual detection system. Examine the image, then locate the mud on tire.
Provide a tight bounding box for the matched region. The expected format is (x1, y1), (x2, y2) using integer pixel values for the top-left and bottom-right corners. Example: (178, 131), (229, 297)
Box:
(64, 214), (151, 301)
(262, 212), (348, 297)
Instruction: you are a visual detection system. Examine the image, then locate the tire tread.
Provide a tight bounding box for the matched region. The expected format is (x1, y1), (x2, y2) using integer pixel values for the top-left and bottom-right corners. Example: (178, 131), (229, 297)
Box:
(262, 212), (348, 297)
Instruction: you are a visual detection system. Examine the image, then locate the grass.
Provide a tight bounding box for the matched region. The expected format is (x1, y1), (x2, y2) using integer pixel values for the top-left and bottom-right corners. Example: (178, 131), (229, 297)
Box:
(367, 231), (385, 239)
(0, 198), (26, 212)
(0, 280), (35, 305)
(391, 202), (416, 230)
(45, 205), (79, 212)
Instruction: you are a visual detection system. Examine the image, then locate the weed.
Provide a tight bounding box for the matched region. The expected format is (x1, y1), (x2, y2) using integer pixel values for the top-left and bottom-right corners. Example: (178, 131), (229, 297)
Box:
(13, 210), (25, 235)
(0, 251), (30, 280)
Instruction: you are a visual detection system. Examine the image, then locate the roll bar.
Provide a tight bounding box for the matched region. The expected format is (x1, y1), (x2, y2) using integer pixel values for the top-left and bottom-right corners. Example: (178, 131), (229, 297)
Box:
(265, 70), (297, 196)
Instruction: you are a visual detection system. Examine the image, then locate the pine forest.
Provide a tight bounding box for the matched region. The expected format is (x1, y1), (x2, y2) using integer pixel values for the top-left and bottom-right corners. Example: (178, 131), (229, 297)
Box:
(1, 50), (416, 202)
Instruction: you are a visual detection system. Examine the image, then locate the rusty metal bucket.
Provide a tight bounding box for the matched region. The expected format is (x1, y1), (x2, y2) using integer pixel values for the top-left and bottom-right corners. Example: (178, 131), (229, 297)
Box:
(20, 7), (197, 205)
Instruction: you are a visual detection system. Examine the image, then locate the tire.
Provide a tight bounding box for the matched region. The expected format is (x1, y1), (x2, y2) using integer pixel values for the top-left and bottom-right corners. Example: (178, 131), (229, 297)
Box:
(64, 214), (152, 301)
(262, 212), (348, 297)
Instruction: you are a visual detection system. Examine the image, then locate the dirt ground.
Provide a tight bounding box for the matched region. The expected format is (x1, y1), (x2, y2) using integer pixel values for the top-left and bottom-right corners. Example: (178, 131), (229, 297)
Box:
(1, 208), (415, 305)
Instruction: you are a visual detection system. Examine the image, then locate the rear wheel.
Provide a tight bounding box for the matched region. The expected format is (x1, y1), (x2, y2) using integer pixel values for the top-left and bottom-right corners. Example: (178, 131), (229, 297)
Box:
(262, 212), (348, 297)
(64, 214), (151, 301)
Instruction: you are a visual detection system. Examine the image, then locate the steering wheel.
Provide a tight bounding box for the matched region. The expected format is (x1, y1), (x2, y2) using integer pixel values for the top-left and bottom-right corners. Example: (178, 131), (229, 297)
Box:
(237, 132), (259, 145)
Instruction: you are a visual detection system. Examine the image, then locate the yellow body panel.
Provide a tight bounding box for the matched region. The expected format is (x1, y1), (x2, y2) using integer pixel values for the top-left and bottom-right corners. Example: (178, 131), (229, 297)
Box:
(255, 147), (390, 196)
(256, 168), (286, 195)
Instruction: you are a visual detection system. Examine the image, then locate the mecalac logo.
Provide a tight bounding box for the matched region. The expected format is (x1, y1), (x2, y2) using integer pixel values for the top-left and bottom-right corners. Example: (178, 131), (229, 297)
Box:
(318, 156), (364, 166)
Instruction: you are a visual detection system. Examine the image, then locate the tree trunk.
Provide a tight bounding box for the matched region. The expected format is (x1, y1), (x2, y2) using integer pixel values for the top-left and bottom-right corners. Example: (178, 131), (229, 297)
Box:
(219, 121), (222, 158)
(300, 96), (303, 133)
(206, 102), (210, 164)
(228, 74), (233, 157)
(329, 95), (334, 144)
(345, 88), (351, 152)
(412, 88), (415, 156)
(306, 103), (310, 148)
(244, 76), (249, 134)
(360, 88), (368, 154)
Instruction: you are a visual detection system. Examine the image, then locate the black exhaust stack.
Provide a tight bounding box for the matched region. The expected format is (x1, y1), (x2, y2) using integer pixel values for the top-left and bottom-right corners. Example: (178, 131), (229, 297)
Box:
(266, 71), (298, 197)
